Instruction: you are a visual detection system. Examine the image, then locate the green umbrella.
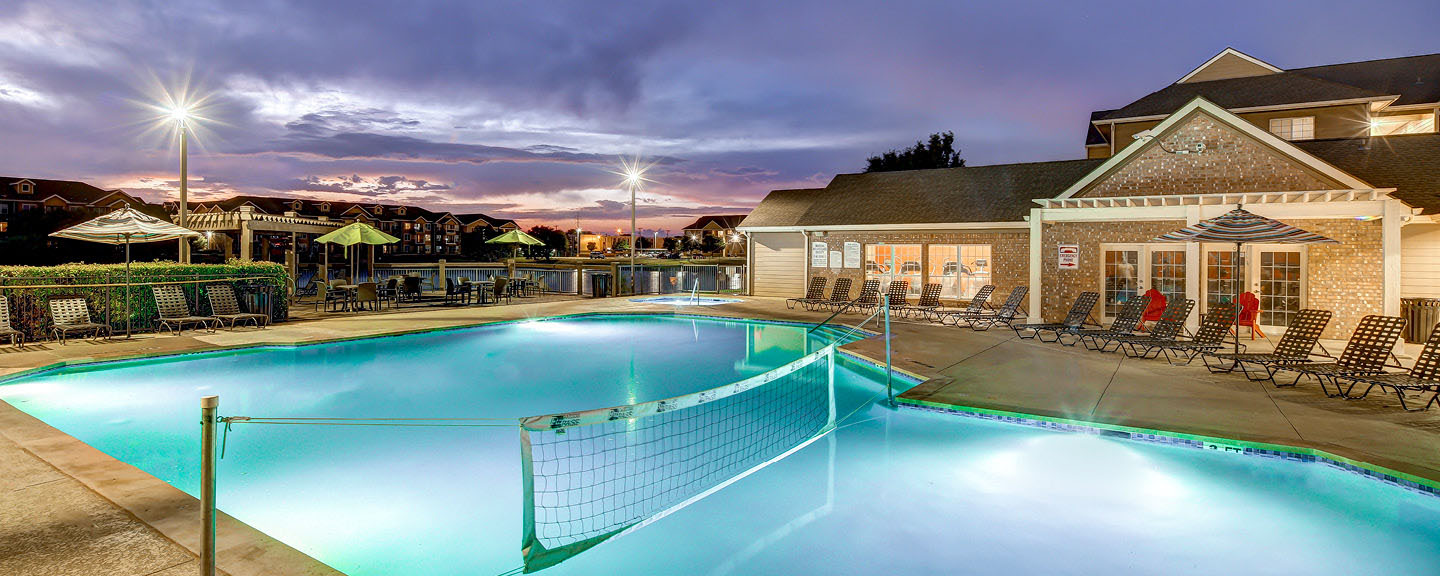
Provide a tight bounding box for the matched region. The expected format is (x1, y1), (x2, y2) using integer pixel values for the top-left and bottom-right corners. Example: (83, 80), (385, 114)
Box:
(486, 229), (544, 258)
(315, 222), (400, 281)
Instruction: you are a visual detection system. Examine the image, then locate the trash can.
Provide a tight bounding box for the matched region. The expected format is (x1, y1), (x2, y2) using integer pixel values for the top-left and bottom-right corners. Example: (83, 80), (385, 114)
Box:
(1402, 298), (1440, 343)
(236, 282), (275, 320)
(591, 273), (611, 298)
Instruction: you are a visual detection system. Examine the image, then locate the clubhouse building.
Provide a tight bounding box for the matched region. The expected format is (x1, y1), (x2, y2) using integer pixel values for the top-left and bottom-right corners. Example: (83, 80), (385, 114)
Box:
(739, 49), (1440, 339)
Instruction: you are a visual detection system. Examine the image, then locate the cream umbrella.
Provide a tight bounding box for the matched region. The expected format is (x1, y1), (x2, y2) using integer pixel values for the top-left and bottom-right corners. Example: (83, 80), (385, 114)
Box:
(50, 206), (201, 336)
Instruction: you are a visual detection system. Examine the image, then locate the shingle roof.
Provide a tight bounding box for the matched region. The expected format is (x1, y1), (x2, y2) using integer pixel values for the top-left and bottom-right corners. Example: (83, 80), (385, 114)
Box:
(1294, 53), (1440, 107)
(0, 177), (135, 205)
(1096, 72), (1393, 121)
(455, 213), (518, 229)
(738, 189), (822, 228)
(741, 159), (1106, 228)
(682, 215), (748, 230)
(1296, 133), (1440, 214)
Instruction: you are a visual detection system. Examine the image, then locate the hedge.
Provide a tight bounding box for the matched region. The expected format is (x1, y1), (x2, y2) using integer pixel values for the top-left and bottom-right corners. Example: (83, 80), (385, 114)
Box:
(0, 260), (290, 340)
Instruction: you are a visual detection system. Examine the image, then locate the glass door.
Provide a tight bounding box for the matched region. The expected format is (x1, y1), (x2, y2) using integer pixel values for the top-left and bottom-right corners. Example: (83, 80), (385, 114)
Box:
(1102, 244), (1188, 320)
(1205, 247), (1242, 310)
(1251, 247), (1304, 328)
(1101, 245), (1141, 318)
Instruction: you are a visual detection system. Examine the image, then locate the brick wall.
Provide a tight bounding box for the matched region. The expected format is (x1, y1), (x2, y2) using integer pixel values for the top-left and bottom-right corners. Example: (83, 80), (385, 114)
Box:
(1303, 218), (1384, 340)
(1038, 221), (1186, 321)
(1078, 113), (1341, 198)
(805, 230), (1029, 304)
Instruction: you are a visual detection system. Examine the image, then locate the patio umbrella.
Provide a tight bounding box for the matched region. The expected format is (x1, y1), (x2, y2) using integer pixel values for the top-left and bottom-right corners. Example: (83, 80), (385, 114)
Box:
(314, 222), (399, 283)
(486, 229), (544, 258)
(1153, 204), (1337, 360)
(49, 206), (201, 337)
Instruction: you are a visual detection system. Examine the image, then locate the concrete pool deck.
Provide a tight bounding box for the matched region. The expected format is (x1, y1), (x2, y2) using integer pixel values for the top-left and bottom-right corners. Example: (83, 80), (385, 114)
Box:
(3, 294), (1439, 575)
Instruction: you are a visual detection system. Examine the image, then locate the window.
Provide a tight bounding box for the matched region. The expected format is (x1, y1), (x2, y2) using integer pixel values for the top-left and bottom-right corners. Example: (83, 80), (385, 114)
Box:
(17, 181), (33, 195)
(927, 245), (992, 299)
(1269, 116), (1314, 141)
(0, 203), (9, 215)
(864, 244), (923, 296)
(1371, 113), (1436, 136)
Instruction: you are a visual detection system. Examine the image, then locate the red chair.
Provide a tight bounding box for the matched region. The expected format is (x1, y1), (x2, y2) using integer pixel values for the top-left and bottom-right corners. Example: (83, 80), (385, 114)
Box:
(1137, 288), (1166, 331)
(1234, 291), (1266, 340)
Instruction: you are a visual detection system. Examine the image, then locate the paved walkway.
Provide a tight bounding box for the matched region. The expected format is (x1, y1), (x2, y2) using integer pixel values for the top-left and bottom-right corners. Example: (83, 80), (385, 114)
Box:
(3, 294), (1439, 576)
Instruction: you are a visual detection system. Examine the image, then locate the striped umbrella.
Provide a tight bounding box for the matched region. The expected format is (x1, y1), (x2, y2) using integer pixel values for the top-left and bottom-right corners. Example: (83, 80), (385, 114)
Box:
(50, 206), (201, 336)
(1153, 205), (1337, 359)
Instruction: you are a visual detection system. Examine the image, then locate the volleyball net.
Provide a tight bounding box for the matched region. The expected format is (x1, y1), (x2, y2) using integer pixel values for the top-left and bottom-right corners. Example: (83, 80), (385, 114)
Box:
(518, 344), (837, 572)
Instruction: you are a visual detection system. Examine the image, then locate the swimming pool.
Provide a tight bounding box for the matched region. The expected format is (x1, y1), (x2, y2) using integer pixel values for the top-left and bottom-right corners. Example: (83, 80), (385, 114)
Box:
(1, 314), (1437, 575)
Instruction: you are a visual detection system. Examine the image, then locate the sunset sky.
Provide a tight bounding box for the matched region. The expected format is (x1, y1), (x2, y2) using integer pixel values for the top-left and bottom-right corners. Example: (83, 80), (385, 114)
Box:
(1, 0), (1435, 232)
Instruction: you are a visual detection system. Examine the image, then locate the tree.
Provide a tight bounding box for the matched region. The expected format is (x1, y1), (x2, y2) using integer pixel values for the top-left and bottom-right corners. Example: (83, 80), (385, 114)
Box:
(524, 225), (567, 259)
(865, 131), (965, 173)
(612, 238), (629, 252)
(700, 234), (723, 254)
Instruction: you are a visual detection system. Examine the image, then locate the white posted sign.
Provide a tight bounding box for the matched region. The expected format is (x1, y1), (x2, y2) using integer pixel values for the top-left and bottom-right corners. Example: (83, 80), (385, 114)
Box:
(843, 242), (861, 268)
(811, 241), (829, 268)
(1057, 244), (1080, 270)
(829, 250), (842, 269)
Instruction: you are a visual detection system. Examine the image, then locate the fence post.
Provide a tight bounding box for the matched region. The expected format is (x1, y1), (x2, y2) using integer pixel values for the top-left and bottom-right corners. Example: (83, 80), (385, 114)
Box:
(200, 395), (219, 576)
(437, 259), (447, 289)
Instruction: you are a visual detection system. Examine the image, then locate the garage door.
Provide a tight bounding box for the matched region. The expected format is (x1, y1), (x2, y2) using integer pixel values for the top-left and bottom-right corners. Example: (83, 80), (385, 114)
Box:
(751, 232), (806, 297)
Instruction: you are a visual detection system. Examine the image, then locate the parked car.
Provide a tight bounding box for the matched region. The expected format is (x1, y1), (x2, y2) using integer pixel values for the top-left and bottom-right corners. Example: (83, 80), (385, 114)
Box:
(589, 251), (606, 259)
(899, 261), (921, 274)
(865, 261), (887, 274)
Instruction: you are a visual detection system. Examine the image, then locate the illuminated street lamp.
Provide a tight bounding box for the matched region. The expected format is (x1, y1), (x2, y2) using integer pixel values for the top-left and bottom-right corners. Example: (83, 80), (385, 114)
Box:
(612, 157), (653, 293)
(170, 104), (192, 263)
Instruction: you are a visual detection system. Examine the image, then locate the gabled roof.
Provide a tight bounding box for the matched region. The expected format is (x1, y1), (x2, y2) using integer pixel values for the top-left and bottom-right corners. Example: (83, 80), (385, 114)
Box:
(1296, 133), (1440, 214)
(1096, 72), (1393, 122)
(1086, 110), (1116, 146)
(456, 213), (518, 229)
(682, 215), (748, 230)
(1177, 48), (1283, 83)
(1062, 97), (1372, 199)
(0, 177), (138, 205)
(741, 159), (1105, 229)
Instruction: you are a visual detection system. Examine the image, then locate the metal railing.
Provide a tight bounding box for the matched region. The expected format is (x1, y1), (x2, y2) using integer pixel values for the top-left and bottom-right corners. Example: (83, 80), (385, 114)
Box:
(0, 274), (285, 339)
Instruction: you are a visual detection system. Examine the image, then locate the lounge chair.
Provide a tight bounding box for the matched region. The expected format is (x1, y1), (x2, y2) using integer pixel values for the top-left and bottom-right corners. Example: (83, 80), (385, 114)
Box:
(48, 298), (112, 344)
(0, 296), (24, 346)
(969, 286), (1027, 331)
(152, 285), (218, 335)
(787, 277), (828, 310)
(1346, 324), (1440, 411)
(1012, 291), (1100, 345)
(883, 281), (910, 313)
(1106, 299), (1196, 358)
(1204, 309), (1332, 383)
(1074, 293), (1151, 351)
(842, 279), (882, 314)
(1271, 315), (1406, 397)
(901, 283), (943, 318)
(206, 283), (269, 329)
(812, 278), (853, 312)
(932, 285), (994, 325)
(1147, 303), (1239, 365)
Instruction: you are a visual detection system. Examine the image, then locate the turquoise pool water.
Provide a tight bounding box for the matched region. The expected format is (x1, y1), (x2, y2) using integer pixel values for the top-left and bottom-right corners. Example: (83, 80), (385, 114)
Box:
(1, 314), (1438, 575)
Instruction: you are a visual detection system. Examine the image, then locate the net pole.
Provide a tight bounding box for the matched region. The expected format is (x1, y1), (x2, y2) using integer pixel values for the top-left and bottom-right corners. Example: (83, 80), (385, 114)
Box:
(200, 395), (219, 576)
(883, 294), (894, 407)
(827, 345), (837, 428)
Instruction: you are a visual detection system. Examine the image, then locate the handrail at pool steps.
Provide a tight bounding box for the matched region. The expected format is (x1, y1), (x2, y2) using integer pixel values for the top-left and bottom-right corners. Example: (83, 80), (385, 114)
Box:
(808, 293), (895, 406)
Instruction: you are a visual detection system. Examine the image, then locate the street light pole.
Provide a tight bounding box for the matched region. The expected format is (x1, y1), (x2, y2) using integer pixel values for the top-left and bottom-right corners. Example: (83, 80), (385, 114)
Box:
(178, 118), (190, 264)
(629, 179), (637, 294)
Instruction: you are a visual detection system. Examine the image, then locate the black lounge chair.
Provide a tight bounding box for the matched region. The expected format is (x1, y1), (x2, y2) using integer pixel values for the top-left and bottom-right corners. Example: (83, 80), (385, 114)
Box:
(969, 286), (1027, 331)
(932, 285), (994, 325)
(901, 283), (944, 318)
(1204, 309), (1332, 383)
(1075, 293), (1151, 351)
(1148, 303), (1239, 365)
(206, 283), (269, 329)
(787, 277), (828, 310)
(844, 280), (882, 314)
(0, 296), (24, 346)
(883, 281), (910, 313)
(1012, 291), (1100, 345)
(1108, 299), (1196, 359)
(1272, 315), (1406, 398)
(813, 278), (853, 312)
(1347, 324), (1440, 411)
(152, 285), (218, 335)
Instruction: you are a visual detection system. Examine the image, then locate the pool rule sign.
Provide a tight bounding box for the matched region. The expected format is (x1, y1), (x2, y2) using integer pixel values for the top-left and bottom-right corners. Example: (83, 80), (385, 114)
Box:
(1057, 244), (1079, 270)
(811, 241), (828, 267)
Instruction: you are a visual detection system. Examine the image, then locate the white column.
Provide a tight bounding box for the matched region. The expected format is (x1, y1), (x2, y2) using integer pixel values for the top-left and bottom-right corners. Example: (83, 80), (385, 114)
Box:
(1185, 205), (1202, 331)
(1382, 199), (1405, 317)
(1028, 208), (1043, 322)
